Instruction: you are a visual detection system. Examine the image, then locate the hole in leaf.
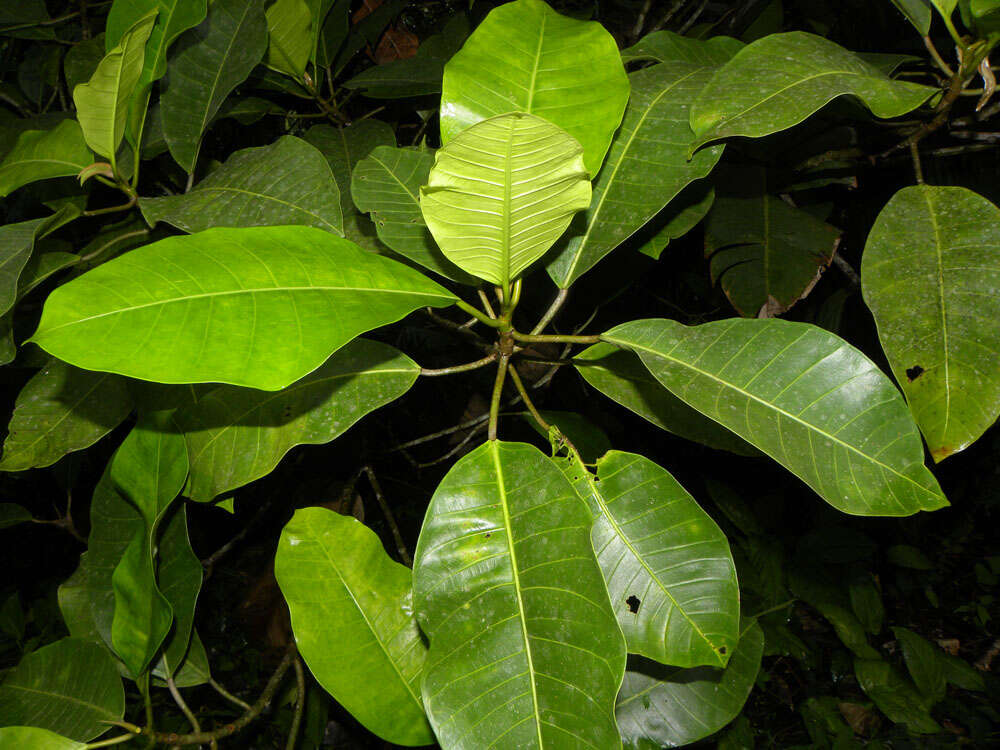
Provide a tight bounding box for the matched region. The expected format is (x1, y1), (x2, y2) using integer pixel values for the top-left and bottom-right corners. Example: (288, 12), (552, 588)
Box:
(906, 365), (925, 381)
(718, 646), (727, 655)
(484, 532), (492, 538)
(625, 595), (641, 613)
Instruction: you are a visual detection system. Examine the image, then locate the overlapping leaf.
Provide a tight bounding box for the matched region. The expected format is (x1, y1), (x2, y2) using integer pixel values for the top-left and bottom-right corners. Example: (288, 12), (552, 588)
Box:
(546, 62), (725, 288)
(176, 339), (419, 501)
(106, 0), (208, 85)
(689, 32), (936, 152)
(620, 30), (744, 65)
(0, 121), (92, 197)
(603, 318), (948, 516)
(0, 205), (80, 316)
(616, 622), (764, 749)
(0, 727), (85, 750)
(0, 638), (124, 741)
(305, 120), (396, 214)
(706, 194), (841, 317)
(31, 226), (457, 390)
(558, 450), (740, 667)
(266, 0), (311, 79)
(862, 185), (1000, 461)
(854, 659), (941, 733)
(142, 136), (343, 235)
(889, 0), (934, 33)
(161, 0), (269, 173)
(276, 507), (433, 746)
(421, 113), (591, 288)
(439, 0), (629, 175)
(413, 441), (626, 750)
(0, 359), (133, 472)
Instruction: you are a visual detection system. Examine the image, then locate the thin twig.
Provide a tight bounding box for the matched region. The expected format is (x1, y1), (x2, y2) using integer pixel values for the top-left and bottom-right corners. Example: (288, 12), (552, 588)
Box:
(530, 288), (568, 335)
(678, 0), (710, 34)
(422, 308), (492, 351)
(649, 0), (688, 32)
(421, 353), (497, 377)
(361, 466), (411, 565)
(881, 68), (970, 157)
(831, 253), (860, 290)
(512, 331), (600, 345)
(508, 366), (549, 433)
(201, 500), (274, 580)
(923, 35), (954, 77)
(477, 289), (497, 319)
(207, 679), (251, 712)
(416, 422), (488, 468)
(165, 674), (206, 748)
(630, 0), (653, 42)
(909, 139), (925, 184)
(285, 658), (306, 750)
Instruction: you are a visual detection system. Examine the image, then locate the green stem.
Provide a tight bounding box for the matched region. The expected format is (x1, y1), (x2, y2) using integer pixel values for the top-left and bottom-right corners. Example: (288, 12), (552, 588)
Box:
(285, 657), (306, 750)
(923, 35), (955, 77)
(85, 735), (137, 749)
(207, 678), (251, 712)
(530, 288), (568, 335)
(488, 356), (510, 441)
(511, 331), (600, 345)
(507, 366), (549, 432)
(939, 11), (968, 52)
(456, 300), (505, 329)
(421, 353), (498, 376)
(139, 672), (154, 749)
(749, 599), (797, 620)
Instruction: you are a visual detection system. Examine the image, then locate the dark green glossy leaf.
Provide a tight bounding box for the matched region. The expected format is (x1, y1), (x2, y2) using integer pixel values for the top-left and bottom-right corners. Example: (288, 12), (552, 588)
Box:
(527, 410), (611, 463)
(413, 441), (626, 750)
(32, 226), (456, 390)
(0, 638), (124, 741)
(889, 0), (933, 34)
(142, 136), (343, 235)
(620, 30), (744, 65)
(636, 182), (715, 260)
(351, 145), (476, 283)
(689, 32), (936, 152)
(790, 567), (879, 659)
(276, 507), (433, 746)
(854, 658), (941, 733)
(439, 0), (629, 176)
(558, 450), (739, 667)
(862, 185), (1000, 461)
(421, 113), (591, 288)
(0, 121), (92, 197)
(63, 35), (106, 92)
(706, 194), (841, 317)
(574, 342), (758, 456)
(849, 573), (884, 635)
(109, 415), (188, 676)
(161, 0), (269, 173)
(546, 63), (724, 288)
(603, 318), (948, 516)
(892, 627), (947, 703)
(305, 120), (396, 215)
(176, 338), (419, 501)
(616, 622), (764, 749)
(0, 503), (32, 529)
(0, 205), (80, 317)
(0, 359), (133, 472)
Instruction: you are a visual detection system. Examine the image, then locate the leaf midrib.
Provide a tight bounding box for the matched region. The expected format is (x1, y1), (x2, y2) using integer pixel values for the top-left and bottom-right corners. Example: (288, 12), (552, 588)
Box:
(1, 682), (116, 718)
(607, 332), (939, 502)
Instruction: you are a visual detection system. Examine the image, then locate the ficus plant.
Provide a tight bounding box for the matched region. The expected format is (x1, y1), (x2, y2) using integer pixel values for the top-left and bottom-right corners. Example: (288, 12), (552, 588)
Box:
(0, 0), (997, 748)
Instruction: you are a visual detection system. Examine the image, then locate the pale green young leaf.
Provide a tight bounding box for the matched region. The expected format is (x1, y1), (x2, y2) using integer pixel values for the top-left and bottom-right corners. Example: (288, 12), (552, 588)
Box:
(421, 112), (591, 288)
(31, 226), (457, 391)
(142, 136), (343, 235)
(862, 185), (1000, 461)
(161, 0), (269, 173)
(413, 441), (626, 750)
(557, 450), (740, 667)
(0, 727), (86, 750)
(616, 622), (764, 749)
(276, 507), (433, 746)
(0, 121), (93, 197)
(266, 0), (312, 80)
(689, 32), (936, 152)
(176, 339), (419, 502)
(603, 318), (948, 516)
(0, 359), (133, 472)
(546, 62), (725, 288)
(106, 0), (208, 83)
(0, 638), (124, 741)
(73, 10), (157, 164)
(351, 145), (476, 283)
(440, 0), (629, 176)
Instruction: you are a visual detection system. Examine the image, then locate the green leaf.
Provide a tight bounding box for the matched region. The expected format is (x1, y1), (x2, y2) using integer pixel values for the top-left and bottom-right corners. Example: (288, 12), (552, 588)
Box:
(314, 0), (348, 70)
(886, 543), (934, 569)
(73, 10), (157, 165)
(546, 62), (724, 288)
(413, 441), (626, 750)
(330, 0), (405, 75)
(602, 318), (948, 516)
(109, 415), (189, 676)
(636, 182), (715, 260)
(344, 15), (468, 99)
(557, 450), (740, 667)
(0, 503), (32, 529)
(161, 0), (269, 173)
(892, 627), (947, 703)
(266, 0), (312, 80)
(616, 621), (764, 749)
(941, 651), (986, 691)
(304, 120), (396, 215)
(0, 121), (93, 197)
(931, 0), (959, 17)
(0, 727), (85, 750)
(0, 206), (80, 317)
(352, 145), (477, 283)
(574, 342), (758, 456)
(275, 507), (433, 746)
(689, 32), (936, 152)
(790, 567), (879, 659)
(421, 112), (591, 288)
(106, 0), (208, 85)
(706, 194), (841, 317)
(620, 30), (744, 65)
(889, 0), (934, 34)
(854, 658), (941, 733)
(31, 226), (457, 391)
(528, 410), (610, 463)
(849, 573), (884, 635)
(176, 338), (419, 501)
(64, 35), (106, 92)
(862, 185), (1000, 461)
(141, 136), (343, 235)
(0, 360), (133, 472)
(0, 638), (124, 741)
(439, 0), (629, 176)
(160, 629), (211, 687)
(0, 1), (54, 40)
